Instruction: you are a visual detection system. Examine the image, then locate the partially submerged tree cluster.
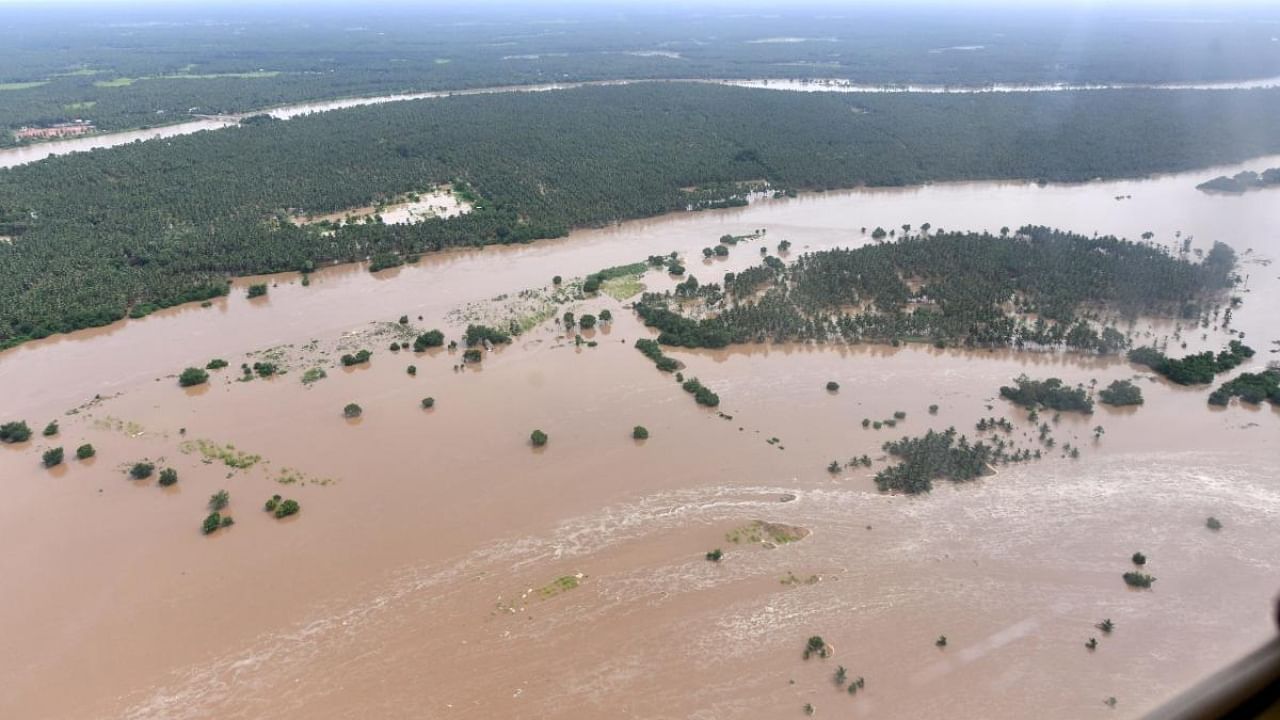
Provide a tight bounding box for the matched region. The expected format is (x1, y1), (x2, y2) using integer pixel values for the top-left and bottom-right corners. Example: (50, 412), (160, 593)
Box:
(1128, 340), (1253, 385)
(634, 227), (1235, 353)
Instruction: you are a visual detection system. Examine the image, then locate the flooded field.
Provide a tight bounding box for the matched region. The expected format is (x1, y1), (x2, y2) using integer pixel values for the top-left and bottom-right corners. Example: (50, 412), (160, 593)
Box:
(1, 156), (1278, 719)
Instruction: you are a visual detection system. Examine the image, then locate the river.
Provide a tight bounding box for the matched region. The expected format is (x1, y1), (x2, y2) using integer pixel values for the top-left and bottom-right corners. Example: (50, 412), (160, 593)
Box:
(0, 156), (1277, 719)
(4, 74), (1280, 169)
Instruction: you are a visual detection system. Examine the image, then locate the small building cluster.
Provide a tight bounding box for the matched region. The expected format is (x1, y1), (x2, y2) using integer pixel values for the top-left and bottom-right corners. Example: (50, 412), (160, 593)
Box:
(14, 120), (94, 141)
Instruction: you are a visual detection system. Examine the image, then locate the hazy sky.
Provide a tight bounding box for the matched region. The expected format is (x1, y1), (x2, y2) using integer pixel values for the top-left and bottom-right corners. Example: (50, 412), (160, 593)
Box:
(0, 0), (1277, 6)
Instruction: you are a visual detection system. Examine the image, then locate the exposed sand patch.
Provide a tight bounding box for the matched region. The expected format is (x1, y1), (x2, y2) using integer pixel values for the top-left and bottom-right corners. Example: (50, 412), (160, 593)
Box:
(291, 185), (473, 227)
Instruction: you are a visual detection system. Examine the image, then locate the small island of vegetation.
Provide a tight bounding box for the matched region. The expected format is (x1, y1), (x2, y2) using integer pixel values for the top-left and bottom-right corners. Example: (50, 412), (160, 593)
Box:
(178, 367), (210, 387)
(874, 428), (1005, 494)
(1196, 168), (1280, 193)
(1209, 368), (1280, 407)
(1123, 571), (1156, 589)
(0, 420), (33, 443)
(633, 227), (1235, 354)
(999, 376), (1093, 413)
(42, 446), (64, 468)
(1128, 341), (1254, 385)
(1099, 379), (1144, 406)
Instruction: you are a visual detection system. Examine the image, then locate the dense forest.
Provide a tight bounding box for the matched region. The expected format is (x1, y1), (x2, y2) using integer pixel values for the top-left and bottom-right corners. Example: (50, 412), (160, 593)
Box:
(634, 226), (1236, 352)
(3, 3), (1279, 136)
(0, 82), (1271, 349)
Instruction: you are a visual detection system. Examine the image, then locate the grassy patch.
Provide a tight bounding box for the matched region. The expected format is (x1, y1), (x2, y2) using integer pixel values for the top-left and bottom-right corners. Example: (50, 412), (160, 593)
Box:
(91, 415), (149, 438)
(94, 71), (279, 89)
(0, 81), (48, 91)
(63, 101), (97, 111)
(301, 367), (328, 384)
(726, 520), (810, 545)
(538, 574), (584, 598)
(179, 438), (262, 470)
(601, 274), (645, 300)
(274, 466), (336, 486)
(166, 71), (281, 80)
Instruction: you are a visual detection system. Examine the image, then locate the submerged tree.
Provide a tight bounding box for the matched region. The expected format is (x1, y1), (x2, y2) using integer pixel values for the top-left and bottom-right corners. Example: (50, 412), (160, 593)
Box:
(42, 446), (64, 468)
(0, 420), (32, 443)
(209, 490), (230, 511)
(178, 367), (209, 387)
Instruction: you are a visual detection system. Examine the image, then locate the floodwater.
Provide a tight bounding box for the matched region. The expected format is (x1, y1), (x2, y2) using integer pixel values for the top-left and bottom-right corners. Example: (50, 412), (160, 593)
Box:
(5, 74), (1280, 168)
(1, 156), (1279, 720)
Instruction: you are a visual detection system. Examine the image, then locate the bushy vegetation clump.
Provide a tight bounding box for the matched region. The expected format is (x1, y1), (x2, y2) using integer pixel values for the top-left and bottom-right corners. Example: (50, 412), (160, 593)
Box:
(999, 376), (1093, 413)
(1099, 379), (1144, 406)
(340, 349), (372, 366)
(464, 324), (511, 347)
(634, 338), (679, 372)
(1123, 571), (1156, 588)
(178, 367), (209, 387)
(681, 377), (720, 407)
(413, 330), (445, 351)
(874, 428), (996, 494)
(1209, 369), (1280, 406)
(42, 446), (64, 467)
(1128, 340), (1254, 385)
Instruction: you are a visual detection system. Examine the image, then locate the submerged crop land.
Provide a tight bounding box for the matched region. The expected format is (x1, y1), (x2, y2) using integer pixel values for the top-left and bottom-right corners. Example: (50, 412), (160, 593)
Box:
(2, 4), (1279, 720)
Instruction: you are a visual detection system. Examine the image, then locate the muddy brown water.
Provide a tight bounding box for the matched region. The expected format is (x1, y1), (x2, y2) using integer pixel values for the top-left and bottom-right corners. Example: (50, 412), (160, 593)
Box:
(1, 156), (1279, 719)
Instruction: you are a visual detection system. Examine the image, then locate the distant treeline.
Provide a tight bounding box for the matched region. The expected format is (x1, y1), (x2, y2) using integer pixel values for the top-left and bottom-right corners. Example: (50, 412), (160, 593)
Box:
(4, 5), (1280, 136)
(0, 83), (1271, 349)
